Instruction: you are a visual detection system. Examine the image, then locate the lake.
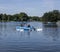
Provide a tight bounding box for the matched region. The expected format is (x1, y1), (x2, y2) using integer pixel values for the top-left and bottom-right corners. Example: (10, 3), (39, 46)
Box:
(0, 22), (60, 52)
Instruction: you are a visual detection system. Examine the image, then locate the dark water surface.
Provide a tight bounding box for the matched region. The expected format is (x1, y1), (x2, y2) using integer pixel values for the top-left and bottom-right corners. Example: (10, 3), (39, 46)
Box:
(0, 22), (60, 52)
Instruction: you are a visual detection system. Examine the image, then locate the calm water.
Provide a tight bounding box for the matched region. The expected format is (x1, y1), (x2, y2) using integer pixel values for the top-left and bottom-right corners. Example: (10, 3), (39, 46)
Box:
(0, 22), (60, 52)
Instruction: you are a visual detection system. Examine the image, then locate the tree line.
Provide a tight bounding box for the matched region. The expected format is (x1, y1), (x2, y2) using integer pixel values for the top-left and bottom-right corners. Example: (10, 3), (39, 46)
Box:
(0, 10), (60, 22)
(42, 10), (60, 22)
(0, 12), (41, 22)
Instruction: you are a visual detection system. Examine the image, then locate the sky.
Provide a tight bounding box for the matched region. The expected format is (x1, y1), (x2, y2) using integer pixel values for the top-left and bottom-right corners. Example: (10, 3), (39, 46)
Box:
(0, 0), (60, 17)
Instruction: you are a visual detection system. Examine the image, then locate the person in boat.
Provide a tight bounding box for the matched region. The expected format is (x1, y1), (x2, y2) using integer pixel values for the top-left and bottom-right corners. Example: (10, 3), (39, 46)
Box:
(27, 24), (32, 31)
(27, 24), (31, 27)
(32, 26), (36, 31)
(27, 24), (36, 31)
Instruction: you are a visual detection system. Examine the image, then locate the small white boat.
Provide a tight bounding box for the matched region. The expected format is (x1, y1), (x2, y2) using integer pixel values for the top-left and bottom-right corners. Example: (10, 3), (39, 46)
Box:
(36, 28), (43, 32)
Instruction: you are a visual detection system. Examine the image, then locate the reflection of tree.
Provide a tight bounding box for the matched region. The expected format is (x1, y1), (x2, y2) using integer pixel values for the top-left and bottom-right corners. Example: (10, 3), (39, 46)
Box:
(42, 22), (57, 27)
(42, 25), (59, 41)
(0, 22), (7, 40)
(27, 31), (30, 38)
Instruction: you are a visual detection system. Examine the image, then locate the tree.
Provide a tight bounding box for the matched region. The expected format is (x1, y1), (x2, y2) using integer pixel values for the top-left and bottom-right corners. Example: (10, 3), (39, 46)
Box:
(42, 10), (60, 22)
(30, 16), (40, 21)
(3, 14), (8, 21)
(18, 12), (29, 21)
(0, 14), (3, 21)
(13, 14), (19, 21)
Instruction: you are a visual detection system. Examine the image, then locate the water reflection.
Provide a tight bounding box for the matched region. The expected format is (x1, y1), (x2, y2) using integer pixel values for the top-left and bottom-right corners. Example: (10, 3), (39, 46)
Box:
(27, 31), (31, 38)
(0, 22), (7, 39)
(0, 22), (60, 52)
(43, 23), (59, 41)
(43, 22), (57, 27)
(20, 31), (31, 39)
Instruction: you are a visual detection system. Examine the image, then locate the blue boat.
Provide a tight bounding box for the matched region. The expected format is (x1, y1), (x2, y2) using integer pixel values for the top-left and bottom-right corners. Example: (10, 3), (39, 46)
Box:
(16, 26), (32, 31)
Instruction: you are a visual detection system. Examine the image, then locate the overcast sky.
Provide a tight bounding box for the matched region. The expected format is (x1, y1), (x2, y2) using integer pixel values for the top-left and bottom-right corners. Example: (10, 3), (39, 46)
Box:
(0, 0), (60, 16)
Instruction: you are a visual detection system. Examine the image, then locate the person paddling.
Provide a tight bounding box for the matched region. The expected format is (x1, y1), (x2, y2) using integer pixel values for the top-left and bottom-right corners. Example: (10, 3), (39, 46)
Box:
(27, 24), (31, 27)
(27, 24), (36, 31)
(32, 26), (36, 31)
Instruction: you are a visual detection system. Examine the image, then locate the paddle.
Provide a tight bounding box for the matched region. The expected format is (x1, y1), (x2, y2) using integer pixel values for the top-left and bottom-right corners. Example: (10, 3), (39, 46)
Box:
(31, 27), (43, 32)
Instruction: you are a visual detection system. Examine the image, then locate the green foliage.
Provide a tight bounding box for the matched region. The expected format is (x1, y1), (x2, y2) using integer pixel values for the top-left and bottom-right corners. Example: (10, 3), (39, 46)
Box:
(42, 10), (60, 22)
(0, 10), (60, 22)
(28, 16), (41, 21)
(0, 14), (3, 21)
(0, 12), (29, 22)
(18, 12), (29, 21)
